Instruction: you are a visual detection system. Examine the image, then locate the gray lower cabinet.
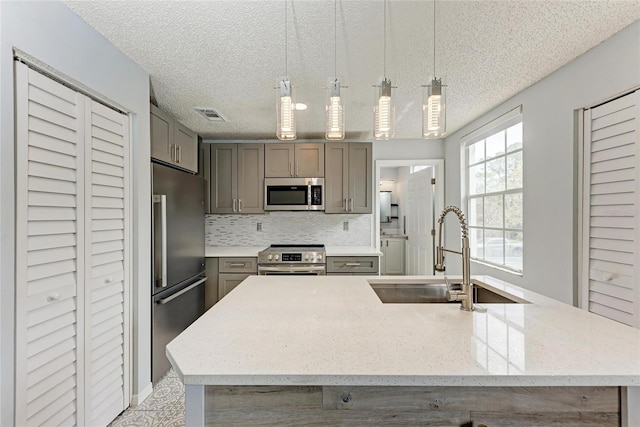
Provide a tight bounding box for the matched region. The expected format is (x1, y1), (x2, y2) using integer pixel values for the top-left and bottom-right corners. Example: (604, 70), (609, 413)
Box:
(218, 274), (251, 300)
(208, 143), (264, 213)
(204, 258), (219, 310)
(325, 142), (372, 213)
(326, 256), (379, 275)
(265, 143), (324, 177)
(217, 257), (258, 300)
(380, 238), (406, 275)
(150, 104), (198, 173)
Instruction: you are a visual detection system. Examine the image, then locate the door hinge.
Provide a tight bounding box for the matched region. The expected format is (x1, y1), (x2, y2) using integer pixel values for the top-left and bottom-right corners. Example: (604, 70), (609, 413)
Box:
(431, 178), (436, 185)
(431, 229), (436, 236)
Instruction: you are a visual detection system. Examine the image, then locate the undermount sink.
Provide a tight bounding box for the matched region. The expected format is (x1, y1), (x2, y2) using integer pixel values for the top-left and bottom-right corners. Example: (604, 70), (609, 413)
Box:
(368, 279), (525, 304)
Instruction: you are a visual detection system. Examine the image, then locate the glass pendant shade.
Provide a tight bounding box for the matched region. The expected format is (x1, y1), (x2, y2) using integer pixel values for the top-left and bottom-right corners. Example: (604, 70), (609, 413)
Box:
(277, 79), (296, 140)
(423, 77), (446, 138)
(326, 79), (344, 140)
(374, 78), (395, 140)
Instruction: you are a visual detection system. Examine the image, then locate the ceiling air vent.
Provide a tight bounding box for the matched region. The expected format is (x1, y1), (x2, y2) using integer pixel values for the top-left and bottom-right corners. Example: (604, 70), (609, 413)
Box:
(194, 107), (227, 122)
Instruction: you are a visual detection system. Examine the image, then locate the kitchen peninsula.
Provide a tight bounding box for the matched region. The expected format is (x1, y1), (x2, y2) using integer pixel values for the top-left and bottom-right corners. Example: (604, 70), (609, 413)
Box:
(167, 276), (640, 426)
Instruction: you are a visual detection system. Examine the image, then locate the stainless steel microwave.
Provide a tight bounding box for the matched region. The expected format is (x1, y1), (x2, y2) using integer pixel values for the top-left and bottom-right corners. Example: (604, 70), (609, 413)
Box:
(264, 177), (324, 211)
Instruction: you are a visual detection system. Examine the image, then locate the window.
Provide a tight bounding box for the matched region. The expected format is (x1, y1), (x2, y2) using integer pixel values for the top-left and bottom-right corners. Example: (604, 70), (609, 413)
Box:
(464, 108), (523, 272)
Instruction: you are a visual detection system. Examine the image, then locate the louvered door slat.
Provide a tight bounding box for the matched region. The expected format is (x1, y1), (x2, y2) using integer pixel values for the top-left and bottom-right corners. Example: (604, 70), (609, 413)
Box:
(591, 130), (634, 152)
(29, 131), (76, 156)
(85, 98), (129, 425)
(27, 351), (76, 389)
(582, 90), (640, 328)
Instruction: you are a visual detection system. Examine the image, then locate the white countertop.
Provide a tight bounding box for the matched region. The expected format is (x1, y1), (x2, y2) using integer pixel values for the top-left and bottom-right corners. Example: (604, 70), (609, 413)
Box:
(205, 246), (266, 257)
(325, 246), (382, 256)
(167, 275), (640, 387)
(205, 246), (382, 257)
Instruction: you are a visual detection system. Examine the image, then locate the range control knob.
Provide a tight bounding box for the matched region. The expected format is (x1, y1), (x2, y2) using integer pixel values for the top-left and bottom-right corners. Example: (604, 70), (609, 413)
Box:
(317, 254), (323, 261)
(268, 254), (273, 261)
(274, 254), (279, 261)
(304, 254), (310, 261)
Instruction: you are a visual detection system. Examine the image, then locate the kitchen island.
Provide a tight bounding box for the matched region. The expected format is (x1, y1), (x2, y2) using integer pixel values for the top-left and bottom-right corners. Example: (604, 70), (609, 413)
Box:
(167, 275), (640, 426)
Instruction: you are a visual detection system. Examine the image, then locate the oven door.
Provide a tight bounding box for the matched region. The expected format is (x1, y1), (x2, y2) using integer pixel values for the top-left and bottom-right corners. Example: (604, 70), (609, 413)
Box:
(258, 264), (326, 275)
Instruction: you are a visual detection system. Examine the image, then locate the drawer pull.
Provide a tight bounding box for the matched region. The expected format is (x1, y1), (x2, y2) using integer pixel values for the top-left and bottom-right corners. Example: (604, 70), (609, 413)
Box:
(228, 263), (247, 267)
(345, 263), (361, 267)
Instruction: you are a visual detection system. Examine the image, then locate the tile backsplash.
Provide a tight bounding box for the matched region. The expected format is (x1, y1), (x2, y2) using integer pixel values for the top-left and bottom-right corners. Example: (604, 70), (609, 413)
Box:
(205, 212), (372, 247)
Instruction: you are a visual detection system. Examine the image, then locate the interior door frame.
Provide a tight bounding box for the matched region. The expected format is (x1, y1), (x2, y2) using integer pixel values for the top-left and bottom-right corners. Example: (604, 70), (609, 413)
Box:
(374, 159), (444, 273)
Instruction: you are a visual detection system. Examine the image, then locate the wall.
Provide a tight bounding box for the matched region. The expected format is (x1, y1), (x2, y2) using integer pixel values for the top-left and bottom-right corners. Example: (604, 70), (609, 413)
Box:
(443, 21), (640, 304)
(373, 139), (444, 160)
(0, 2), (151, 424)
(206, 212), (371, 246)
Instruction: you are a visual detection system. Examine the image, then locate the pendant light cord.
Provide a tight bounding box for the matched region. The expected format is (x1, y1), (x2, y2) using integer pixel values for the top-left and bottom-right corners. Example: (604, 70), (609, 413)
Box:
(383, 0), (387, 78)
(285, 0), (288, 77)
(433, 0), (436, 77)
(334, 0), (337, 79)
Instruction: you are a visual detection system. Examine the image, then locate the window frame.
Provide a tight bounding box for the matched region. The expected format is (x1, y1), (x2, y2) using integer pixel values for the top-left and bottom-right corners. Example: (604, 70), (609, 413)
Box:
(462, 106), (523, 274)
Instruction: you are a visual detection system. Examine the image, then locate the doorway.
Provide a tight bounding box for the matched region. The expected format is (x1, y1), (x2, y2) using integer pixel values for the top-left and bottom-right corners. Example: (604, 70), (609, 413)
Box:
(375, 159), (444, 275)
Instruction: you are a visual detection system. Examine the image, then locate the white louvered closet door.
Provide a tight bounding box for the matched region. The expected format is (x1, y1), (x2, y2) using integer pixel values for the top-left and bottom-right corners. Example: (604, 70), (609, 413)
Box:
(582, 90), (640, 328)
(15, 61), (129, 426)
(84, 99), (130, 426)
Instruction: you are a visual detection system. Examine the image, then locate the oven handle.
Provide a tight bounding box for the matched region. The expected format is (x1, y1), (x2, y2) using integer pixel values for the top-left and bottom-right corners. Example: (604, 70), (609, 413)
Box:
(258, 265), (326, 274)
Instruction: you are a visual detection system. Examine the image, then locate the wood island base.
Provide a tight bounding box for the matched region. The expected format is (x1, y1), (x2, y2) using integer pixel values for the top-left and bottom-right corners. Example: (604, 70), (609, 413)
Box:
(186, 384), (621, 426)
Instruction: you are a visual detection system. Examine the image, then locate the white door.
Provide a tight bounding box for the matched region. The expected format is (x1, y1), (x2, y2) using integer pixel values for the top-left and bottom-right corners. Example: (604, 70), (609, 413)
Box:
(15, 62), (129, 426)
(85, 99), (130, 426)
(581, 90), (639, 328)
(407, 168), (434, 275)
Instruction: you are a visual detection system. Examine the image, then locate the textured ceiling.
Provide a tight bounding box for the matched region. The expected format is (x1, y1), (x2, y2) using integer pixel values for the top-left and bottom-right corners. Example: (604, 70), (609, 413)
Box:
(63, 0), (640, 140)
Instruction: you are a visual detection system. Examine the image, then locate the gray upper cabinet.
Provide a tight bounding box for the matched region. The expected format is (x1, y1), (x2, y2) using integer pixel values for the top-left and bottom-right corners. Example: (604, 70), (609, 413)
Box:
(265, 143), (325, 177)
(150, 104), (173, 163)
(209, 143), (264, 214)
(325, 142), (372, 214)
(150, 104), (198, 173)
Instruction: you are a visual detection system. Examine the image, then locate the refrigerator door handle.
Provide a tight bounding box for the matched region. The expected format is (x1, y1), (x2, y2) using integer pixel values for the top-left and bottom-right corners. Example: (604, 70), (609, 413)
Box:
(153, 194), (168, 288)
(157, 277), (207, 305)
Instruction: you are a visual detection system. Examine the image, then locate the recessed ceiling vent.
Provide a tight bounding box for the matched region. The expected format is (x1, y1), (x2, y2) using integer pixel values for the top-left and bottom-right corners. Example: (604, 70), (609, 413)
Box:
(194, 107), (227, 122)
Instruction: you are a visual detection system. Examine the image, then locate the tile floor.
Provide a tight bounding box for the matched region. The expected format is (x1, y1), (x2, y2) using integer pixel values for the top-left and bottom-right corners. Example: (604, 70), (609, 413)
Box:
(108, 370), (185, 427)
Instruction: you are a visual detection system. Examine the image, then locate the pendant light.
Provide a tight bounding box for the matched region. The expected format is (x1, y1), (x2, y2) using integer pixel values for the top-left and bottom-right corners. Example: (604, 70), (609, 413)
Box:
(326, 0), (344, 140)
(277, 0), (296, 140)
(374, 0), (395, 140)
(422, 0), (446, 139)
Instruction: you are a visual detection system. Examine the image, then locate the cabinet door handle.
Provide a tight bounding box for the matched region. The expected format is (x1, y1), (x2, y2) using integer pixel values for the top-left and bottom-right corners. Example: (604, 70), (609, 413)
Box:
(233, 198), (237, 212)
(386, 240), (389, 247)
(170, 144), (176, 162)
(238, 199), (242, 212)
(177, 145), (181, 163)
(290, 163), (294, 177)
(350, 198), (354, 212)
(344, 198), (348, 212)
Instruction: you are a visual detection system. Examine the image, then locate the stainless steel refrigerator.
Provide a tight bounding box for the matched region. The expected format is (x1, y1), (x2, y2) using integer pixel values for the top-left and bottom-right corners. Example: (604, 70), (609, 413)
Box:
(152, 162), (206, 384)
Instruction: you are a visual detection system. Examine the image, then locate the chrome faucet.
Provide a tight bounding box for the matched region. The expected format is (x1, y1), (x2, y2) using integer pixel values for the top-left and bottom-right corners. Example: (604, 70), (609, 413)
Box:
(435, 206), (473, 311)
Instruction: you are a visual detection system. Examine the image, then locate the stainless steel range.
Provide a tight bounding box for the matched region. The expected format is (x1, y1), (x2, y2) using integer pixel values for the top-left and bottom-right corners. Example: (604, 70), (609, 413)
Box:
(258, 244), (326, 275)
